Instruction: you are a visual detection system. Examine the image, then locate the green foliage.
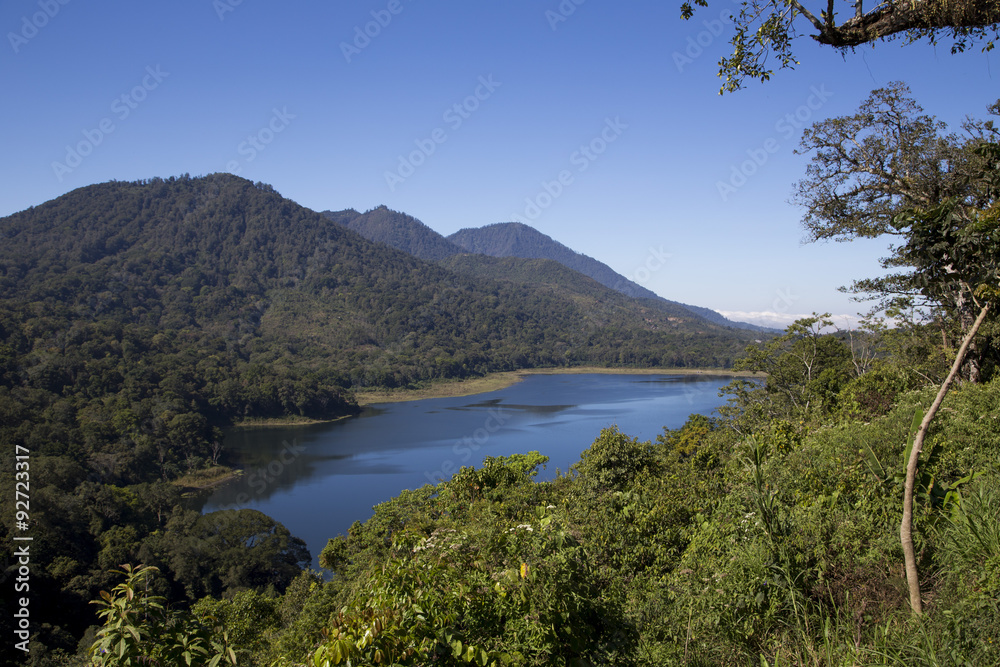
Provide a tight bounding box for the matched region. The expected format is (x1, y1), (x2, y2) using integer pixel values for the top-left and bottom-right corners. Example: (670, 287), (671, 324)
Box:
(796, 87), (1000, 382)
(312, 504), (625, 666)
(72, 375), (1000, 667)
(89, 565), (237, 667)
(192, 590), (280, 661)
(573, 426), (659, 492)
(137, 508), (310, 600)
(722, 314), (855, 429)
(680, 3), (1000, 93)
(838, 362), (912, 421)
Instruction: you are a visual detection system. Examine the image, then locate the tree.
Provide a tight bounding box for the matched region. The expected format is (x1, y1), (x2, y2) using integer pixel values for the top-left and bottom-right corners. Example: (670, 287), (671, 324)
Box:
(893, 146), (1000, 613)
(681, 0), (1000, 92)
(795, 84), (1000, 380)
(720, 313), (854, 428)
(89, 564), (237, 667)
(137, 508), (310, 599)
(793, 87), (1000, 613)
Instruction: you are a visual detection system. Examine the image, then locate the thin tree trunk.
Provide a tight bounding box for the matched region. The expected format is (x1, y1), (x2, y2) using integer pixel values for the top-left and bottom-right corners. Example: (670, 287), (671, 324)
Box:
(901, 302), (991, 614)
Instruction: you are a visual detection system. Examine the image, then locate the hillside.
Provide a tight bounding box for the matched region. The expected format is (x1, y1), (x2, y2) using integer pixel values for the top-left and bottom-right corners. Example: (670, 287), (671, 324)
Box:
(0, 173), (762, 658)
(448, 222), (775, 332)
(439, 254), (703, 322)
(449, 221), (656, 296)
(322, 205), (463, 262)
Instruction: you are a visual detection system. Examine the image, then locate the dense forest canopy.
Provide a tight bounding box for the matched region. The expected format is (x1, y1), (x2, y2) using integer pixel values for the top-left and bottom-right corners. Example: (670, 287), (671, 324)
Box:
(4, 84), (1000, 665)
(0, 173), (758, 664)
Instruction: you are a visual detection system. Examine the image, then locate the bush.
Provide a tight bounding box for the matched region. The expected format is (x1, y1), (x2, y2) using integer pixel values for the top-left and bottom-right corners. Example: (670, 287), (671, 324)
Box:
(574, 426), (658, 492)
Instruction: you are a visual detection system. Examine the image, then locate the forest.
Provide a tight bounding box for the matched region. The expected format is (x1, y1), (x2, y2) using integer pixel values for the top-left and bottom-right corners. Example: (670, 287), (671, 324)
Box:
(2, 83), (1000, 665)
(0, 157), (752, 665)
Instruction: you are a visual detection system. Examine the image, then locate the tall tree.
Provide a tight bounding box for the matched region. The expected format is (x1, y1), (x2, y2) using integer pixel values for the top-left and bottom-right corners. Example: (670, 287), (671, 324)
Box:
(895, 150), (999, 612)
(680, 0), (999, 92)
(794, 83), (1000, 380)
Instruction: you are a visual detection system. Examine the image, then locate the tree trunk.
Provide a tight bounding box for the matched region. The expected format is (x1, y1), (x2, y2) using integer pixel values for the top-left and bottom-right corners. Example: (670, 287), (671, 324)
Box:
(901, 302), (991, 614)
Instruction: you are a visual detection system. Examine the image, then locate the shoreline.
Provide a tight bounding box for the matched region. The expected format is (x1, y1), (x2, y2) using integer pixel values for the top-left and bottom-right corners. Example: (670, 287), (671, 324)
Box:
(355, 366), (759, 405)
(172, 466), (243, 493)
(229, 414), (354, 430)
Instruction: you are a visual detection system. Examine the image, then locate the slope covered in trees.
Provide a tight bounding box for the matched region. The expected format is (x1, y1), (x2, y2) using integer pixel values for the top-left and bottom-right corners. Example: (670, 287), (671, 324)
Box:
(448, 222), (665, 301)
(0, 174), (761, 662)
(322, 206), (464, 262)
(77, 315), (1000, 666)
(447, 222), (773, 332)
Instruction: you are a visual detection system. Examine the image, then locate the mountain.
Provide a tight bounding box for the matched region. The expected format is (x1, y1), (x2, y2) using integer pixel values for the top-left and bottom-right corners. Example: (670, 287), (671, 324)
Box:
(319, 208), (743, 332)
(438, 254), (704, 322)
(448, 221), (655, 295)
(447, 222), (775, 332)
(0, 174), (760, 660)
(322, 205), (463, 262)
(1, 175), (754, 398)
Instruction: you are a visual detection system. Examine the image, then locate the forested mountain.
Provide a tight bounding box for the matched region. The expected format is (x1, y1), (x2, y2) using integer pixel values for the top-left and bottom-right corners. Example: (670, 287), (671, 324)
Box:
(322, 205), (463, 262)
(7, 163), (1000, 666)
(0, 174), (762, 660)
(439, 254), (705, 322)
(319, 209), (772, 333)
(447, 222), (774, 332)
(0, 175), (751, 388)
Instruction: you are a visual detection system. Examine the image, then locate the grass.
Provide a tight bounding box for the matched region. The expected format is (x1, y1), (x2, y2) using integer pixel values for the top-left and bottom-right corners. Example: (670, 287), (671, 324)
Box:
(172, 465), (241, 490)
(230, 415), (353, 429)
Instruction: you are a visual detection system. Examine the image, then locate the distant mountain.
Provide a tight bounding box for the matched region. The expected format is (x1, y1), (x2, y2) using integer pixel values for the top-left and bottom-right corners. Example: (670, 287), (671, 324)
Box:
(439, 254), (703, 322)
(448, 222), (661, 299)
(447, 222), (775, 332)
(323, 206), (463, 262)
(0, 175), (759, 660)
(1, 175), (755, 399)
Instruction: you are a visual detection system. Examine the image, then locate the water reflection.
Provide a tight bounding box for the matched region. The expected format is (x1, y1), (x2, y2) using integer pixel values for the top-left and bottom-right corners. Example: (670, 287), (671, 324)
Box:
(198, 373), (735, 566)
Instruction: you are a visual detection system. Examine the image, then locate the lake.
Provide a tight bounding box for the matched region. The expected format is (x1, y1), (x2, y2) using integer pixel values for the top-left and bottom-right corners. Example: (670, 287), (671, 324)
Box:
(199, 372), (735, 565)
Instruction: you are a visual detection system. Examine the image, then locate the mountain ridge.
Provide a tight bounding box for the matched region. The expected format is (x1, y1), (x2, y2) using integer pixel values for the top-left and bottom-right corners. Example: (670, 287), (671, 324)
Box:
(447, 222), (776, 333)
(321, 208), (772, 332)
(1, 174), (753, 391)
(322, 206), (464, 262)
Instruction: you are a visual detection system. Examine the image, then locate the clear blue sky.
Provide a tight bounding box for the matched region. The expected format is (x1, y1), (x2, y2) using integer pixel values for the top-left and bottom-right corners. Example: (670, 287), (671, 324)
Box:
(2, 1), (996, 328)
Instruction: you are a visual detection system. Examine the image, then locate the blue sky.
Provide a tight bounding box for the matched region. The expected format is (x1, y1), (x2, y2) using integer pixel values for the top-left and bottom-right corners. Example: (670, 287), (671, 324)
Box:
(2, 1), (996, 328)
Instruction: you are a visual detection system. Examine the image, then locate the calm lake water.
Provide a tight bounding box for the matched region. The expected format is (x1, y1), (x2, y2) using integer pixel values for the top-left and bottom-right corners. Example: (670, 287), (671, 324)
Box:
(199, 373), (734, 565)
